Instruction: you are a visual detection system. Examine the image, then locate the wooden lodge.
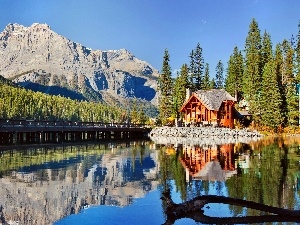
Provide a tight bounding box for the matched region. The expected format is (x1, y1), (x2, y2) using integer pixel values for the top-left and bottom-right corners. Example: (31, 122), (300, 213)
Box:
(179, 89), (236, 128)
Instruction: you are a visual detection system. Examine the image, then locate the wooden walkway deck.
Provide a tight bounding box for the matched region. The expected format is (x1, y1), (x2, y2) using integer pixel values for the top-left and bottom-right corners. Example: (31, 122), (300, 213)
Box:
(0, 120), (151, 144)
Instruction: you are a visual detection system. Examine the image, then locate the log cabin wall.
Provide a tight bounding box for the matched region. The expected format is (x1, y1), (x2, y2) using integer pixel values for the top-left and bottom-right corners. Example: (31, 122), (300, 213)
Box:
(180, 89), (236, 128)
(182, 96), (213, 124)
(219, 101), (235, 128)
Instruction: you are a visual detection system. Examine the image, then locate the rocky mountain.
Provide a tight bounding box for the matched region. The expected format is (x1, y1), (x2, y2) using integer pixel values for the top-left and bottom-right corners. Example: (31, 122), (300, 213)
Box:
(0, 23), (159, 115)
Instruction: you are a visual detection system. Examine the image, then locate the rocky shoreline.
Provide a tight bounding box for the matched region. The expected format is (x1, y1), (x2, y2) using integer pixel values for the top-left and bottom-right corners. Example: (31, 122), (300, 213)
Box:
(149, 126), (263, 145)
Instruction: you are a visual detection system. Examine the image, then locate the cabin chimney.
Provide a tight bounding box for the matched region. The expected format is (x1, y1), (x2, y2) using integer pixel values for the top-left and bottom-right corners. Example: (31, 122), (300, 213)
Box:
(186, 88), (192, 101)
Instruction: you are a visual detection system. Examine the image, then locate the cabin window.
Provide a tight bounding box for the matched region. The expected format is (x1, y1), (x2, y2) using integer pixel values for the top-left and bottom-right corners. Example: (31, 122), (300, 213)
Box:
(227, 104), (230, 119)
(220, 106), (225, 119)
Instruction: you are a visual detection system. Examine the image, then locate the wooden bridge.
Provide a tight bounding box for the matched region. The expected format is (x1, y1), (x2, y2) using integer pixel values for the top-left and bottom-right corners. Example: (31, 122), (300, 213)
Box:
(0, 120), (151, 144)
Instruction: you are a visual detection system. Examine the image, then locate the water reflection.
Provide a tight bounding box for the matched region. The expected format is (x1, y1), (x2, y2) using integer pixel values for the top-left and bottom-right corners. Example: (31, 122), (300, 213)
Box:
(2, 136), (300, 224)
(0, 141), (159, 225)
(155, 135), (300, 224)
(180, 144), (236, 182)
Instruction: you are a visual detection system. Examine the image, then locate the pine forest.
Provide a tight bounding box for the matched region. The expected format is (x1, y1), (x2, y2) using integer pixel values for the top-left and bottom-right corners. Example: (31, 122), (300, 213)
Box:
(0, 76), (148, 124)
(158, 18), (300, 132)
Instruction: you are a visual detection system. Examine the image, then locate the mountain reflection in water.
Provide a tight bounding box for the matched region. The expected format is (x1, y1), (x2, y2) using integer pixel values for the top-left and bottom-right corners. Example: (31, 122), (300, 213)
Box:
(0, 141), (160, 225)
(1, 136), (300, 225)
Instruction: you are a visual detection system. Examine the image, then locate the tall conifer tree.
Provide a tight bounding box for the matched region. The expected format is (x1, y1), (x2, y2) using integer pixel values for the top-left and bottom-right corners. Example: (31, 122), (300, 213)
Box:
(189, 43), (204, 91)
(173, 64), (189, 119)
(202, 63), (210, 90)
(243, 19), (262, 122)
(158, 49), (173, 124)
(261, 30), (273, 71)
(215, 60), (224, 89)
(260, 59), (283, 131)
(274, 43), (286, 124)
(274, 44), (283, 86)
(188, 50), (196, 90)
(193, 43), (205, 90)
(225, 46), (244, 100)
(281, 41), (298, 126)
(295, 20), (300, 83)
(293, 21), (300, 126)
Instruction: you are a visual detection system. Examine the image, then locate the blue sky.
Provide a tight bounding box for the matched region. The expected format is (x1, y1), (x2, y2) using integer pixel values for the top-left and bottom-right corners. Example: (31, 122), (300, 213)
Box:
(0, 0), (299, 77)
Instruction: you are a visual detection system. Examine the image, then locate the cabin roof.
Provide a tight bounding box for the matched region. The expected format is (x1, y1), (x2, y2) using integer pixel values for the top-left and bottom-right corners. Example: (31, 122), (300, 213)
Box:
(194, 89), (235, 111)
(180, 89), (235, 111)
(180, 89), (235, 112)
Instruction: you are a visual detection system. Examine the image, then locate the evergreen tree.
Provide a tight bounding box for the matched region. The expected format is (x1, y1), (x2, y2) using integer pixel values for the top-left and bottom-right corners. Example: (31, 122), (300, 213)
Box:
(290, 34), (296, 49)
(188, 50), (195, 90)
(274, 43), (286, 124)
(282, 40), (295, 85)
(274, 44), (283, 86)
(261, 30), (273, 71)
(158, 49), (173, 124)
(281, 41), (298, 126)
(209, 78), (217, 89)
(178, 64), (189, 104)
(137, 107), (147, 124)
(215, 60), (224, 89)
(295, 20), (300, 83)
(243, 18), (262, 123)
(193, 43), (205, 90)
(285, 82), (298, 127)
(292, 20), (300, 126)
(189, 43), (204, 91)
(173, 64), (189, 119)
(202, 63), (210, 90)
(260, 59), (284, 131)
(130, 99), (139, 124)
(225, 46), (244, 100)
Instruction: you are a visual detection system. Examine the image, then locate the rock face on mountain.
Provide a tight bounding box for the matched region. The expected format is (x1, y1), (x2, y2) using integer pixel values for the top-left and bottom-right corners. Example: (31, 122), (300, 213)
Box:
(0, 23), (159, 113)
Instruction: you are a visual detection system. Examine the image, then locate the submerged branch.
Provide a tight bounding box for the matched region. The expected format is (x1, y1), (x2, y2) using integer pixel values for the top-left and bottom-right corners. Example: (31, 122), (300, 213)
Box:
(161, 189), (300, 225)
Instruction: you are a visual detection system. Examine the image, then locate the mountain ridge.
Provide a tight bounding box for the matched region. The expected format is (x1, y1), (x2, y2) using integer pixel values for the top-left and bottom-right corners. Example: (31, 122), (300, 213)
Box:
(0, 23), (159, 115)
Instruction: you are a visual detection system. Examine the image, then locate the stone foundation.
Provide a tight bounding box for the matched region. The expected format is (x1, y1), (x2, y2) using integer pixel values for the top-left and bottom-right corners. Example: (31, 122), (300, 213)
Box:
(149, 126), (263, 145)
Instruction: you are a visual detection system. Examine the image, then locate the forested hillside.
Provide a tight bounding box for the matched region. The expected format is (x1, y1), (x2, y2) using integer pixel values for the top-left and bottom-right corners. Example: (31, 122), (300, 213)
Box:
(0, 76), (148, 124)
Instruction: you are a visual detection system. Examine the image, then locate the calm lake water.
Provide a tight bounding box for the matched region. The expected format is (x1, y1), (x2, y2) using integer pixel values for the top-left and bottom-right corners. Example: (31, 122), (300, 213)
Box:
(1, 136), (300, 224)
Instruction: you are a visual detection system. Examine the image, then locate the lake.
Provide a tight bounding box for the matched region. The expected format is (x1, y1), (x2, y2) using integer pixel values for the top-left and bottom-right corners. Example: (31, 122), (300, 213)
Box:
(1, 136), (300, 224)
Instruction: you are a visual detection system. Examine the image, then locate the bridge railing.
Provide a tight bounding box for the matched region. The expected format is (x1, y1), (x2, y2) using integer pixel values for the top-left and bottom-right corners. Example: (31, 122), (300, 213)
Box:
(0, 120), (148, 129)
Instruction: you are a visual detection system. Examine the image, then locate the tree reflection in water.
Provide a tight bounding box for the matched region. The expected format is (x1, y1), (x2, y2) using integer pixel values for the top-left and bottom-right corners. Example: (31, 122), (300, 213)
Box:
(1, 136), (300, 224)
(157, 136), (300, 224)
